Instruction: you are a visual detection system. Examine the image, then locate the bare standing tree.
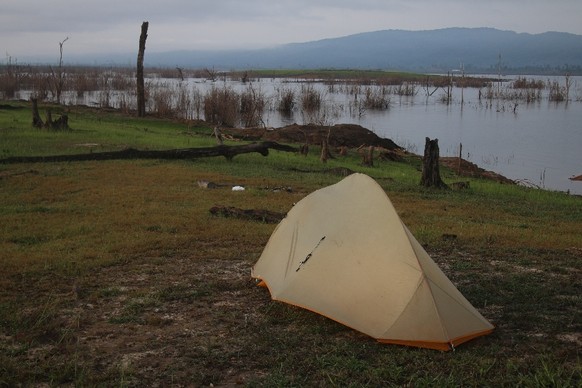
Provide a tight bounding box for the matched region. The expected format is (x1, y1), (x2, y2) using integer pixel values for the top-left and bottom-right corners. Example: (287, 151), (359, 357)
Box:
(137, 21), (149, 117)
(564, 73), (572, 103)
(49, 37), (69, 104)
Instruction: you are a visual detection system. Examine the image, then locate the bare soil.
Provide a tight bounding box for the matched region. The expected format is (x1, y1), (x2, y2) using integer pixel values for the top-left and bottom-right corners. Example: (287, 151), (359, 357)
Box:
(223, 123), (402, 150)
(440, 157), (516, 184)
(77, 256), (265, 386)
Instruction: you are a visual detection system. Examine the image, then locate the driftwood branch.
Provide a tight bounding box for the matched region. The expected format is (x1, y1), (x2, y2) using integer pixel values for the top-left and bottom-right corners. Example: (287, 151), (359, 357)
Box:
(0, 141), (298, 164)
(209, 206), (285, 224)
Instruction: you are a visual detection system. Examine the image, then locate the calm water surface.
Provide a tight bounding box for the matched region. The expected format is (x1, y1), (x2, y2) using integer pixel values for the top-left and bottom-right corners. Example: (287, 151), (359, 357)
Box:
(245, 76), (582, 195)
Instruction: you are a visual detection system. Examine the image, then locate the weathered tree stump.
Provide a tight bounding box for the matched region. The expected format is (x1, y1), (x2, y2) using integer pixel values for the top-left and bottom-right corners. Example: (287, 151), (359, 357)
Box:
(213, 125), (224, 145)
(420, 137), (448, 189)
(45, 109), (69, 130)
(31, 98), (69, 130)
(31, 98), (43, 128)
(358, 145), (375, 167)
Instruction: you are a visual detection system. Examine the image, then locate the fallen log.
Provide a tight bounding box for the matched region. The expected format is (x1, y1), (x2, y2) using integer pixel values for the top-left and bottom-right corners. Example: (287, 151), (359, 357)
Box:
(209, 206), (285, 224)
(0, 141), (297, 164)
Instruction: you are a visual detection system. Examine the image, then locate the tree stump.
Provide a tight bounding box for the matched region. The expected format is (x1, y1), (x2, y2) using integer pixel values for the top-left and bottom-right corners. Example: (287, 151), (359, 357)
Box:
(31, 98), (43, 128)
(320, 138), (331, 163)
(45, 109), (69, 130)
(213, 125), (224, 145)
(358, 145), (375, 167)
(31, 99), (69, 130)
(420, 137), (448, 189)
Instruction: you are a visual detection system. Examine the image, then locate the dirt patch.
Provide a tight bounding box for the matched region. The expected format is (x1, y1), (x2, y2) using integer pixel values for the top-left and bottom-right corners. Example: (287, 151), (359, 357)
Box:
(223, 123), (402, 150)
(441, 157), (515, 184)
(57, 256), (269, 386)
(209, 206), (285, 223)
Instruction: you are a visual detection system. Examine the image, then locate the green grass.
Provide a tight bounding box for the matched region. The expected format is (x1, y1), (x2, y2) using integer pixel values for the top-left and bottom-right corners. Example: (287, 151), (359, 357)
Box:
(0, 101), (216, 158)
(0, 101), (581, 386)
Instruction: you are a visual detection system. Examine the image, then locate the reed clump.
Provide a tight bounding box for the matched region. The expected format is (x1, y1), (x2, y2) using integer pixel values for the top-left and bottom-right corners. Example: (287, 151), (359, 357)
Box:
(300, 84), (323, 112)
(548, 81), (567, 102)
(203, 85), (239, 127)
(276, 87), (295, 115)
(362, 86), (390, 109)
(512, 77), (545, 89)
(240, 84), (266, 127)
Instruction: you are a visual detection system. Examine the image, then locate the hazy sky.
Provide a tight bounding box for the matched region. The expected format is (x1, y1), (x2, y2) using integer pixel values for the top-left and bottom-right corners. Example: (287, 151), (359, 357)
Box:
(2, 0), (581, 60)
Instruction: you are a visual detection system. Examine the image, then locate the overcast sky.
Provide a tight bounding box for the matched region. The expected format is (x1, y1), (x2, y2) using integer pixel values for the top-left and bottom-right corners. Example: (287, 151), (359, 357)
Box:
(2, 0), (581, 61)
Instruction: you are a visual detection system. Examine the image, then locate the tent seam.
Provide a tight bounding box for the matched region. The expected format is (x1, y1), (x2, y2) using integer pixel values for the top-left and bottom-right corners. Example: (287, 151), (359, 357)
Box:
(400, 220), (451, 345)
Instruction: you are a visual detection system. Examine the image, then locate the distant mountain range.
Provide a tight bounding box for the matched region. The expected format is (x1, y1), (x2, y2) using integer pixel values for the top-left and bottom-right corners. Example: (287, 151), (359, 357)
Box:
(92, 28), (582, 74)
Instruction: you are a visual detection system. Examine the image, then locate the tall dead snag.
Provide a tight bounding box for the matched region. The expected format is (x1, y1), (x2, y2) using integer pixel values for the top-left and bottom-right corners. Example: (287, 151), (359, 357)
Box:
(136, 21), (149, 117)
(420, 137), (448, 189)
(48, 37), (69, 104)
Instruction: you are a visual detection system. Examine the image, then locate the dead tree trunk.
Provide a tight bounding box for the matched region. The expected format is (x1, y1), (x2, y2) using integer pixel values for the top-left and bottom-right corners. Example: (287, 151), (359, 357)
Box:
(136, 21), (149, 117)
(45, 109), (69, 130)
(420, 137), (448, 189)
(31, 99), (69, 130)
(213, 125), (224, 145)
(320, 127), (333, 163)
(364, 146), (375, 167)
(0, 142), (297, 164)
(31, 98), (43, 128)
(320, 138), (331, 163)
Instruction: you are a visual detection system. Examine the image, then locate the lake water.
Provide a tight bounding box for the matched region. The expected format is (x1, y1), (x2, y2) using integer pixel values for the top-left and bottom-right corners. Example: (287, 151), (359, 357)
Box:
(188, 76), (582, 195)
(29, 74), (582, 194)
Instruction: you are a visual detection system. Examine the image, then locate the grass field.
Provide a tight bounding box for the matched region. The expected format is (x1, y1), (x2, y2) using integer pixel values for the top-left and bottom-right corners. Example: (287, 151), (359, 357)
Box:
(0, 101), (580, 386)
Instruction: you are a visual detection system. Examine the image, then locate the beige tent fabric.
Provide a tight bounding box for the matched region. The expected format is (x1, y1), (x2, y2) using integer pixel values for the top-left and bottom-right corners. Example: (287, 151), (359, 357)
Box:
(251, 173), (493, 350)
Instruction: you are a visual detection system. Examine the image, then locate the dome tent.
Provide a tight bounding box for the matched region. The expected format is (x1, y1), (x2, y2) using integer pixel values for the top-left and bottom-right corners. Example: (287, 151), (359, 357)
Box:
(251, 173), (493, 350)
